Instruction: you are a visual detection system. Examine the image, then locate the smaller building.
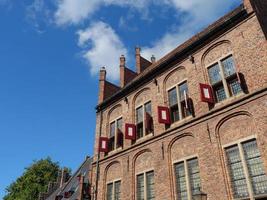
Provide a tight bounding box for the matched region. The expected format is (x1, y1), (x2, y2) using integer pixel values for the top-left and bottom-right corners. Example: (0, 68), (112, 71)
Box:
(42, 156), (92, 200)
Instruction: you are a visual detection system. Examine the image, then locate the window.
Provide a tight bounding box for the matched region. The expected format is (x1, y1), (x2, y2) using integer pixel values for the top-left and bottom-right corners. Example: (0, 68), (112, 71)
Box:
(136, 101), (153, 140)
(107, 180), (121, 200)
(109, 118), (123, 151)
(225, 139), (267, 199)
(174, 158), (201, 200)
(137, 171), (155, 200)
(208, 55), (242, 103)
(168, 81), (191, 123)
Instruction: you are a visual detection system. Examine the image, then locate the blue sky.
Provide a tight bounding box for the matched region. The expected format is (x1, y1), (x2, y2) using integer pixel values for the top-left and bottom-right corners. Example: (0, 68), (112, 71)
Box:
(0, 0), (241, 198)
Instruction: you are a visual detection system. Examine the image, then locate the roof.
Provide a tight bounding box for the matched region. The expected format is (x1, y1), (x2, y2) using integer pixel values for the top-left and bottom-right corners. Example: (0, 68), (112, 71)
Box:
(96, 4), (248, 111)
(45, 156), (93, 200)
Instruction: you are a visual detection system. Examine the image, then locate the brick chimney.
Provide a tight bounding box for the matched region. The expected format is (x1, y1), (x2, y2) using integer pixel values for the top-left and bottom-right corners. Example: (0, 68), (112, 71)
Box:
(120, 55), (137, 87)
(98, 67), (120, 104)
(244, 0), (253, 13)
(135, 47), (152, 74)
(98, 67), (107, 104)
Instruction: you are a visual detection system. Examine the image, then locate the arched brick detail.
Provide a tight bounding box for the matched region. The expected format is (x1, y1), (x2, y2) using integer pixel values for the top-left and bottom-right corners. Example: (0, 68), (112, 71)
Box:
(215, 111), (256, 200)
(102, 160), (122, 199)
(167, 133), (195, 200)
(132, 149), (153, 200)
(163, 66), (186, 104)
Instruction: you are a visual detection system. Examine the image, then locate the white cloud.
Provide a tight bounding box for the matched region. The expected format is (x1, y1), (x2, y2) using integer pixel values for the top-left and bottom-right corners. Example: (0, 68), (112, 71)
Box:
(77, 21), (128, 81)
(142, 0), (241, 60)
(55, 0), (150, 26)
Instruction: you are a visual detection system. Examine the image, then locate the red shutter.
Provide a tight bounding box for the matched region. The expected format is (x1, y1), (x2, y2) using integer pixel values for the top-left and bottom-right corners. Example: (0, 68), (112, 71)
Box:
(145, 112), (153, 132)
(199, 83), (214, 103)
(125, 123), (136, 140)
(158, 106), (171, 125)
(98, 137), (109, 153)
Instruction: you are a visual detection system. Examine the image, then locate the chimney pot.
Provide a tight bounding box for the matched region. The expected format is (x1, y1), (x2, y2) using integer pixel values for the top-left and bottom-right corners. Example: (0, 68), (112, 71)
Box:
(99, 67), (106, 81)
(120, 55), (126, 67)
(151, 55), (156, 63)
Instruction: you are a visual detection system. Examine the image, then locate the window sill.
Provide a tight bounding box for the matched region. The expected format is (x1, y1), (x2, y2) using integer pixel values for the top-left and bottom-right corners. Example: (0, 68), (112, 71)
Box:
(108, 147), (123, 155)
(135, 133), (153, 143)
(170, 115), (193, 129)
(214, 92), (245, 108)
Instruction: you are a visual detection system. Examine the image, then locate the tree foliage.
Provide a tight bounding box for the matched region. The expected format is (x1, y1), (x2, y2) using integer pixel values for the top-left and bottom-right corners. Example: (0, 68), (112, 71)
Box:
(3, 157), (67, 200)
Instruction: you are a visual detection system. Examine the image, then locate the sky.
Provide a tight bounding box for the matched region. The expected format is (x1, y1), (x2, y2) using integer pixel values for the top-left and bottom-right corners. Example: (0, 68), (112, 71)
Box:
(0, 0), (241, 198)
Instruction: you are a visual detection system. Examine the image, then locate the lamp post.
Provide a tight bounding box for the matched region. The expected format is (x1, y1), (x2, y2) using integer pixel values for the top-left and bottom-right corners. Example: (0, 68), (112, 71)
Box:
(192, 187), (207, 200)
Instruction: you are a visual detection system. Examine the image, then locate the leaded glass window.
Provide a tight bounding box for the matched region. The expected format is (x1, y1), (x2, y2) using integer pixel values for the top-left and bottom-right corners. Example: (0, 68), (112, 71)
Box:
(208, 63), (221, 84)
(137, 174), (145, 200)
(243, 140), (267, 196)
(226, 145), (249, 198)
(174, 158), (202, 200)
(107, 180), (121, 200)
(107, 183), (113, 200)
(225, 139), (267, 199)
(137, 171), (155, 200)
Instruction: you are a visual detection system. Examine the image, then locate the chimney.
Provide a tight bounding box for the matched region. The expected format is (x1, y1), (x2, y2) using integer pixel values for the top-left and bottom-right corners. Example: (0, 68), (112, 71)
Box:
(120, 55), (137, 87)
(244, 0), (253, 13)
(135, 47), (141, 74)
(151, 55), (156, 63)
(98, 67), (106, 104)
(135, 46), (152, 74)
(120, 55), (126, 87)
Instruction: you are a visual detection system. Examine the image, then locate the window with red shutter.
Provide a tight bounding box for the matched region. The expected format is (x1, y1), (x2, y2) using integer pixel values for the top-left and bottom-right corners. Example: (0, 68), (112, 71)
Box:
(99, 137), (109, 153)
(125, 123), (136, 140)
(158, 106), (171, 125)
(199, 83), (214, 103)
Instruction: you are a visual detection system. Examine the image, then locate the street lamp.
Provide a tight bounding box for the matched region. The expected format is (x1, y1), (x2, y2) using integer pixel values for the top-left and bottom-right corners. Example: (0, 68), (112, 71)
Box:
(192, 187), (207, 200)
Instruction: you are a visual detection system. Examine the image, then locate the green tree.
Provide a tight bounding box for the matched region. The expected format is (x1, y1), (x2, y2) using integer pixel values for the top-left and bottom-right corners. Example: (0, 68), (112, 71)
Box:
(3, 157), (68, 200)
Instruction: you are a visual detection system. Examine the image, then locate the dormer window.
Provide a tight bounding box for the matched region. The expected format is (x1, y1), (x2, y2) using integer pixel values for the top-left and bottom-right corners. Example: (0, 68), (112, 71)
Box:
(109, 117), (123, 151)
(208, 55), (242, 103)
(136, 101), (153, 140)
(168, 81), (191, 123)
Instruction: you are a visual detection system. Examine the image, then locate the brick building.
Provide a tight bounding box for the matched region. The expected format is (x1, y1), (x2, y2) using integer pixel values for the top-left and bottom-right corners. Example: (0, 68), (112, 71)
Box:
(91, 0), (267, 199)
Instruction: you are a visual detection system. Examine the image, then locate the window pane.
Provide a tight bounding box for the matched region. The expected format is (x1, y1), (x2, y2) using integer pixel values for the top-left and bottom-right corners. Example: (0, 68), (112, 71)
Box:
(225, 145), (249, 198)
(179, 82), (188, 101)
(114, 181), (121, 200)
(110, 122), (115, 137)
(188, 158), (201, 195)
(168, 88), (178, 107)
(175, 162), (188, 200)
(222, 56), (236, 77)
(117, 118), (122, 131)
(214, 84), (227, 102)
(136, 106), (143, 124)
(146, 171), (155, 200)
(170, 105), (179, 123)
(208, 63), (221, 84)
(242, 140), (267, 196)
(107, 183), (113, 200)
(228, 78), (242, 96)
(137, 174), (145, 200)
(145, 102), (152, 115)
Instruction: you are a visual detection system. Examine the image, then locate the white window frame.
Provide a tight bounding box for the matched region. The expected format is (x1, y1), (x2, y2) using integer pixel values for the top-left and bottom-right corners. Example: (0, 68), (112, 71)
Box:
(109, 116), (123, 151)
(135, 100), (152, 140)
(106, 179), (121, 200)
(136, 169), (155, 200)
(167, 79), (190, 123)
(223, 136), (267, 200)
(172, 155), (200, 200)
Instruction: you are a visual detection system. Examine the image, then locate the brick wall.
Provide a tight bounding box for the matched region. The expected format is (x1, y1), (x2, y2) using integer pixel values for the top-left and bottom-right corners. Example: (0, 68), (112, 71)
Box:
(91, 4), (267, 200)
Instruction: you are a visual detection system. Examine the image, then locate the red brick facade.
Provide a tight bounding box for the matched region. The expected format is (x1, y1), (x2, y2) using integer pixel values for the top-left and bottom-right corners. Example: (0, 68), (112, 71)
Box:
(91, 1), (267, 200)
